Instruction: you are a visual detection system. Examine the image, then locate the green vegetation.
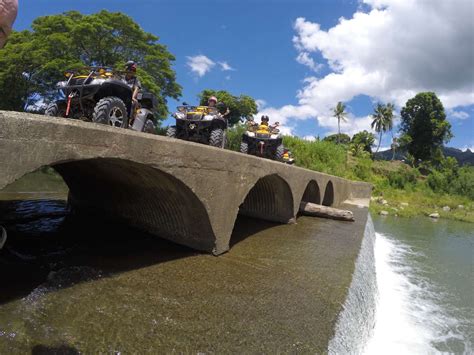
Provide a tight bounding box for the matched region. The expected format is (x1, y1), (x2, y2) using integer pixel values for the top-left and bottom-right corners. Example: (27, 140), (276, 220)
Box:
(282, 136), (474, 223)
(400, 92), (452, 162)
(198, 89), (258, 126)
(332, 101), (348, 144)
(0, 10), (181, 118)
(351, 130), (375, 154)
(323, 133), (351, 145)
(371, 102), (394, 153)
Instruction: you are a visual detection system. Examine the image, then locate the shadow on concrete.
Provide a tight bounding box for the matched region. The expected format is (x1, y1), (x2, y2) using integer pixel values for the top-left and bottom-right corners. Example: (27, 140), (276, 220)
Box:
(229, 214), (281, 247)
(0, 199), (199, 305)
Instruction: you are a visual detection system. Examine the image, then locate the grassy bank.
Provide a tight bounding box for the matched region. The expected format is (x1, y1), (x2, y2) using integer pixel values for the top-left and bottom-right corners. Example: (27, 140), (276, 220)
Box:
(279, 135), (474, 223)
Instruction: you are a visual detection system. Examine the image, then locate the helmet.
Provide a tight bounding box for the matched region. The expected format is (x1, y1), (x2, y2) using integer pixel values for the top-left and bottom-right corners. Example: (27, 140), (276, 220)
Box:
(208, 96), (218, 104)
(261, 115), (269, 122)
(125, 60), (137, 72)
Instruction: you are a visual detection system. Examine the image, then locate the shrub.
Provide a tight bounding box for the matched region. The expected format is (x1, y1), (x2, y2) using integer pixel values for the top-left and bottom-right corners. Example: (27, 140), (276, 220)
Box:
(388, 166), (420, 189)
(283, 136), (348, 177)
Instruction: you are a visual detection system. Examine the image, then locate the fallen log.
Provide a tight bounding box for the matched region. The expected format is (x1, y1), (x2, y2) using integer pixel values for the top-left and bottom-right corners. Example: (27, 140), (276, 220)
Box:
(299, 201), (354, 221)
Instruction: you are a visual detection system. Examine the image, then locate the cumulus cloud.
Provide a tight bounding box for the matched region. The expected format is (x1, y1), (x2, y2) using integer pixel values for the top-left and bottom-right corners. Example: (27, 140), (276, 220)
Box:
(218, 61), (235, 71)
(296, 52), (323, 72)
(266, 0), (474, 135)
(449, 110), (469, 120)
(186, 55), (215, 77)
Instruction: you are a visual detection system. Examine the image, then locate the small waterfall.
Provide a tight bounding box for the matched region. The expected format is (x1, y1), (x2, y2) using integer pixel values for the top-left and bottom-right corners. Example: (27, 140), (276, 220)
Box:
(328, 215), (377, 354)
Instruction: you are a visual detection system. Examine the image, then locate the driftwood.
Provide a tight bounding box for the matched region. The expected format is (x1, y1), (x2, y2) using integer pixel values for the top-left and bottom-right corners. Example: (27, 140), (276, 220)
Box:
(299, 201), (354, 221)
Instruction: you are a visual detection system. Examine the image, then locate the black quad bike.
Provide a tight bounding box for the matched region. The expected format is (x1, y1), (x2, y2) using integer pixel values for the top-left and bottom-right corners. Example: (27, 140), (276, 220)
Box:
(240, 117), (285, 161)
(166, 104), (227, 148)
(45, 67), (157, 134)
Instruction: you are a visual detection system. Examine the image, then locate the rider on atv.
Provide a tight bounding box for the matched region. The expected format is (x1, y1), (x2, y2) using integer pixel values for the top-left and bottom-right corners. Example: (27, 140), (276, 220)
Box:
(124, 61), (141, 123)
(208, 96), (230, 117)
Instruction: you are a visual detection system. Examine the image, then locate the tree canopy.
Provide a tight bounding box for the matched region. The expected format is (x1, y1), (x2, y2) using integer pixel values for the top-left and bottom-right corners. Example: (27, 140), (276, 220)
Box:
(400, 92), (452, 162)
(323, 133), (351, 145)
(332, 102), (348, 144)
(0, 10), (182, 117)
(351, 130), (375, 153)
(371, 103), (395, 153)
(198, 89), (258, 126)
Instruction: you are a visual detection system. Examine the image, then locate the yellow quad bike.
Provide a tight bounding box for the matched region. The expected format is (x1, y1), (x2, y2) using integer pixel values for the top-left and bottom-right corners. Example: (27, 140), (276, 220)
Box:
(167, 104), (228, 148)
(45, 67), (157, 134)
(240, 118), (285, 161)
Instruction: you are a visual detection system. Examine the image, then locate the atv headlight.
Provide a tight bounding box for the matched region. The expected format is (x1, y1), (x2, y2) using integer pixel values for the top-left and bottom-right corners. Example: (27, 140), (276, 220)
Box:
(247, 132), (256, 137)
(56, 81), (67, 88)
(173, 112), (185, 119)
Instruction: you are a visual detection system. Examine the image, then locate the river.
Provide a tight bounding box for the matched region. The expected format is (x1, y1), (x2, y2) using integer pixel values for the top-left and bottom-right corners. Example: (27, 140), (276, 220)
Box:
(0, 170), (472, 353)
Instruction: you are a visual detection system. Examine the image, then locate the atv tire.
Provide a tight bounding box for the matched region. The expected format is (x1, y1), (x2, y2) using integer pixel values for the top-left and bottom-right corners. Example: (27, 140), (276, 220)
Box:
(93, 97), (128, 128)
(240, 141), (249, 154)
(275, 144), (285, 161)
(45, 102), (66, 118)
(209, 128), (225, 148)
(166, 126), (177, 138)
(143, 119), (156, 134)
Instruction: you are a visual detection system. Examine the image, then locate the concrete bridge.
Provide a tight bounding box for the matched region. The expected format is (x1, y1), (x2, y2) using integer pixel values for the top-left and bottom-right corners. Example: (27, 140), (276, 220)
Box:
(0, 111), (371, 255)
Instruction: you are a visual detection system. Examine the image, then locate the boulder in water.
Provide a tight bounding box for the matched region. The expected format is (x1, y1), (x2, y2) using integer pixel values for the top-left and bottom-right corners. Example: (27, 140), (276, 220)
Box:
(442, 206), (451, 212)
(379, 210), (389, 216)
(429, 212), (440, 219)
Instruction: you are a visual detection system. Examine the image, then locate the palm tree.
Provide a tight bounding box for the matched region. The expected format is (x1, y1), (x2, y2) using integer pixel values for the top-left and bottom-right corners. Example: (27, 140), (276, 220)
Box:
(333, 101), (348, 144)
(371, 103), (394, 153)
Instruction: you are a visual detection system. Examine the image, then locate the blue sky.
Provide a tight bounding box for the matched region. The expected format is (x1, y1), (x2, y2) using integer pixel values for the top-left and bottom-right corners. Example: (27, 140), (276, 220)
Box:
(15, 0), (474, 150)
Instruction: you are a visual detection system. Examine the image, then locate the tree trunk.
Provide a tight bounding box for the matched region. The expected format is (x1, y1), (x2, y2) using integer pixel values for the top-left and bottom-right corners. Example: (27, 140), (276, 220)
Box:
(375, 131), (382, 153)
(299, 202), (354, 221)
(337, 118), (340, 144)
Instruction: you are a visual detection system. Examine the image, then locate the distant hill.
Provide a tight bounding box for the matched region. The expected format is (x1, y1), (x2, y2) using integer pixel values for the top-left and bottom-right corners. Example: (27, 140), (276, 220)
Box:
(374, 147), (474, 166)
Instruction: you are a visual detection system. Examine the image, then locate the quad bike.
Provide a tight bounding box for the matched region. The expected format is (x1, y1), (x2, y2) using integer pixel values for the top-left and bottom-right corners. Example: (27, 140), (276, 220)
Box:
(240, 117), (285, 161)
(45, 67), (158, 134)
(167, 104), (227, 148)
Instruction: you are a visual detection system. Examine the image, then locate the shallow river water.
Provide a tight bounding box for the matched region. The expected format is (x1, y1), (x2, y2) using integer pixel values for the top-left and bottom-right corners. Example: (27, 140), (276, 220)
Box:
(0, 171), (472, 353)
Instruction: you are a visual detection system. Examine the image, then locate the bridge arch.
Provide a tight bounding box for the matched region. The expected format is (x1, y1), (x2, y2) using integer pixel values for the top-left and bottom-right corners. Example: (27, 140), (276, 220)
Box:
(322, 180), (335, 206)
(238, 174), (294, 223)
(50, 158), (216, 252)
(301, 180), (321, 205)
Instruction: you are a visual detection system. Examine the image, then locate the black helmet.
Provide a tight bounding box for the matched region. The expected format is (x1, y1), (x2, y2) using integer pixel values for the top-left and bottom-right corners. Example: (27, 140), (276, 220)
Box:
(125, 60), (137, 72)
(261, 115), (269, 122)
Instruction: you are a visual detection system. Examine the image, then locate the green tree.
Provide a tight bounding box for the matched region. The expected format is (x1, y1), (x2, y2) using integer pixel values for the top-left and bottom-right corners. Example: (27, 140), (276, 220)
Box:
(351, 130), (376, 153)
(332, 101), (348, 144)
(323, 133), (351, 145)
(0, 10), (182, 117)
(198, 89), (258, 126)
(371, 103), (394, 154)
(400, 92), (452, 162)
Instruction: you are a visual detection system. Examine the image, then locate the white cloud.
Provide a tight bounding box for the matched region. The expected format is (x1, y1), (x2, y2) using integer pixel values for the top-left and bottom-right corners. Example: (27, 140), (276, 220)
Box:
(265, 0), (474, 136)
(462, 146), (474, 152)
(186, 55), (215, 77)
(255, 99), (267, 110)
(218, 61), (235, 71)
(296, 52), (323, 72)
(449, 110), (469, 120)
(303, 135), (316, 141)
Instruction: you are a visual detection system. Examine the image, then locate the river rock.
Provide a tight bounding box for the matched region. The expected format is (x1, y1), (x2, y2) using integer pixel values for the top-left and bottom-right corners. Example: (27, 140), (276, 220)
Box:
(442, 206), (451, 212)
(457, 205), (464, 209)
(429, 212), (440, 219)
(380, 210), (389, 216)
(400, 202), (409, 207)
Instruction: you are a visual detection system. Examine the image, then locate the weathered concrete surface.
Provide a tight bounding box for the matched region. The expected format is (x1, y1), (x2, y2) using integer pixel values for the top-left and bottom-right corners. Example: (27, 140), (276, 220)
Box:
(0, 111), (372, 254)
